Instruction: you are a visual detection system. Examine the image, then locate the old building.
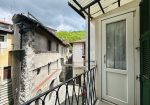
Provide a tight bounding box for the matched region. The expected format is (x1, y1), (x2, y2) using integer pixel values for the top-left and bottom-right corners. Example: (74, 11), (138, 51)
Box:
(18, 0), (150, 105)
(0, 21), (13, 81)
(0, 20), (14, 105)
(12, 14), (68, 105)
(71, 39), (85, 83)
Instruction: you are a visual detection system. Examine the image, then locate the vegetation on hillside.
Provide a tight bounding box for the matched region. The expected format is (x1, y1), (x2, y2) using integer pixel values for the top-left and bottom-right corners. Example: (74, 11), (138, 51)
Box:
(56, 31), (86, 43)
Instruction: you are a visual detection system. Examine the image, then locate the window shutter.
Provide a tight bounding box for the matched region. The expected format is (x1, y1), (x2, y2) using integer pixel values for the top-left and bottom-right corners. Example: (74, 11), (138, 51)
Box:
(141, 31), (150, 80)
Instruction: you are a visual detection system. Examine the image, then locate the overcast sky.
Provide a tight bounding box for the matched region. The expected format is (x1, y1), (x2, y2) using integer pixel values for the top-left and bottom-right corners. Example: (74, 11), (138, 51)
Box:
(0, 0), (85, 31)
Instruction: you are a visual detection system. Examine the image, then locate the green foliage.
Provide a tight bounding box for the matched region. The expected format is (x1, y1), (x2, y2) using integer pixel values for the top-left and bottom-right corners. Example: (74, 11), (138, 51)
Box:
(56, 31), (85, 43)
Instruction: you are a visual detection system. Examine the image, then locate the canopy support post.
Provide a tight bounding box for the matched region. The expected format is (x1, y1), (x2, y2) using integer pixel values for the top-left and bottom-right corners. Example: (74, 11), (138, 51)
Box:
(88, 7), (90, 70)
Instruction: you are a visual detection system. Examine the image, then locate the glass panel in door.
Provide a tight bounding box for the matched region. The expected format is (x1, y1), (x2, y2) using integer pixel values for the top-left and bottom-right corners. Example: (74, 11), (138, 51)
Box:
(106, 20), (126, 70)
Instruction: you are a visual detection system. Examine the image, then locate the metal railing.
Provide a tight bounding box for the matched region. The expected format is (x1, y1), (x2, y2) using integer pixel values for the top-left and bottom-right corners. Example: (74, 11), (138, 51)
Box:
(22, 67), (97, 105)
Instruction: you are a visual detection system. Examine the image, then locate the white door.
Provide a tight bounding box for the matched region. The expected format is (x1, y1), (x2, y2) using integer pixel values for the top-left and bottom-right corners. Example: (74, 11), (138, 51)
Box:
(102, 12), (134, 105)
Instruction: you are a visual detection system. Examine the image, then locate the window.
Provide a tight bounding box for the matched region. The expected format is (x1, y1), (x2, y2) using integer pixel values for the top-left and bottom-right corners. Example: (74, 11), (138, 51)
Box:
(82, 43), (85, 56)
(76, 74), (81, 85)
(56, 44), (59, 52)
(3, 66), (11, 80)
(0, 36), (4, 42)
(48, 40), (51, 51)
(60, 58), (64, 66)
(0, 23), (9, 29)
(61, 47), (63, 54)
(106, 20), (126, 70)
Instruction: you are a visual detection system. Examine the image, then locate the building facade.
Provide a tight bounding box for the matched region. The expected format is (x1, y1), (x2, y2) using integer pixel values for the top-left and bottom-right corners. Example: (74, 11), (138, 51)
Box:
(0, 21), (14, 105)
(71, 39), (85, 83)
(0, 21), (13, 81)
(12, 14), (68, 105)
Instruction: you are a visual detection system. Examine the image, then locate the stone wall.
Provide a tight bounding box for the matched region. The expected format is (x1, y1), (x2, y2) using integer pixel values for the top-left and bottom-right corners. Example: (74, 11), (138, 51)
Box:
(12, 23), (66, 105)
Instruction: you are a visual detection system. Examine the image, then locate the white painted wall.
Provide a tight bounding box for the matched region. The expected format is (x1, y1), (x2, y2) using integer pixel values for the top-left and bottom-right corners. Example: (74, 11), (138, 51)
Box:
(73, 43), (84, 67)
(72, 42), (85, 78)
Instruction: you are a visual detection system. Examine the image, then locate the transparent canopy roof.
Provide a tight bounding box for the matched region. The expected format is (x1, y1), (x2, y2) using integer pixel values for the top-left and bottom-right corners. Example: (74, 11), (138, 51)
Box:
(68, 0), (134, 18)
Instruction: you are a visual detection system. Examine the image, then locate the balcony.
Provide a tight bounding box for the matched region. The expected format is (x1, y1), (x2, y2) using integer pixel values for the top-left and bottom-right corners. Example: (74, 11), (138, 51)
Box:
(22, 67), (97, 105)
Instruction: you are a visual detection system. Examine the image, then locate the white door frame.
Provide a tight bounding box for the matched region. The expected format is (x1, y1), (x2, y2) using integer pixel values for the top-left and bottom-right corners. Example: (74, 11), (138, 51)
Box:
(101, 12), (134, 105)
(96, 7), (140, 105)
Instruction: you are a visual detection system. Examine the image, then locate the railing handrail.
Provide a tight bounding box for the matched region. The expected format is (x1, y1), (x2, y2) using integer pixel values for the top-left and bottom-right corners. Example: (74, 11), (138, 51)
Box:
(22, 66), (97, 105)
(31, 58), (60, 72)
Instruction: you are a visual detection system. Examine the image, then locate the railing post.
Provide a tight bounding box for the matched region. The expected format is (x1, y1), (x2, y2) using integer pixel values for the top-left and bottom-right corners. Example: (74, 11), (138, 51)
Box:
(48, 62), (51, 74)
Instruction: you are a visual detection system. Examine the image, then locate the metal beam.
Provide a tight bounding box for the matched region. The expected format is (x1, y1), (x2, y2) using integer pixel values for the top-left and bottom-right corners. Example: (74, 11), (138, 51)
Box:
(68, 2), (85, 19)
(81, 0), (100, 11)
(98, 1), (105, 14)
(73, 0), (93, 19)
(88, 7), (90, 71)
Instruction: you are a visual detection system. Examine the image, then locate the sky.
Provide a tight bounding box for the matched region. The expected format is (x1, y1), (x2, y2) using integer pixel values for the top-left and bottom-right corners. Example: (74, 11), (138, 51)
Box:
(0, 0), (85, 31)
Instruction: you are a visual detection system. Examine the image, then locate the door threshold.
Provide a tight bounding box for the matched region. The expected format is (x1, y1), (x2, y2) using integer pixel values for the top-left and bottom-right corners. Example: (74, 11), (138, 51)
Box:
(101, 99), (117, 105)
(96, 100), (116, 105)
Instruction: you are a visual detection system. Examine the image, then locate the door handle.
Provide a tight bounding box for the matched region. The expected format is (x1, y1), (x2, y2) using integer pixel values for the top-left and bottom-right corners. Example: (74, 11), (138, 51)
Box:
(136, 75), (140, 80)
(104, 54), (106, 64)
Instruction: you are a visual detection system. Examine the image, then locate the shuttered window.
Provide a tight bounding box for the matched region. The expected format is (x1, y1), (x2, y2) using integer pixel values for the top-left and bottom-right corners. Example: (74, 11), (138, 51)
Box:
(141, 32), (150, 80)
(3, 66), (11, 80)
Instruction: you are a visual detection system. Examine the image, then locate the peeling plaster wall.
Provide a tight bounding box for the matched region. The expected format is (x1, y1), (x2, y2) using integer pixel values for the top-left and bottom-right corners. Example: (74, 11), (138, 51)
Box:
(33, 28), (60, 53)
(12, 23), (66, 105)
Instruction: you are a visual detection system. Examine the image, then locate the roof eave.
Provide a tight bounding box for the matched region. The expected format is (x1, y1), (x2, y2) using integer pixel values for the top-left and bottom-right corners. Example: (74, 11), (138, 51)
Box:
(12, 14), (66, 46)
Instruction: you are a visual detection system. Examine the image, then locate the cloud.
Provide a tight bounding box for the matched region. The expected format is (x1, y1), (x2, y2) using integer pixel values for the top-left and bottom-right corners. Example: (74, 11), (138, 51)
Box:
(0, 0), (85, 31)
(0, 8), (13, 23)
(57, 24), (75, 31)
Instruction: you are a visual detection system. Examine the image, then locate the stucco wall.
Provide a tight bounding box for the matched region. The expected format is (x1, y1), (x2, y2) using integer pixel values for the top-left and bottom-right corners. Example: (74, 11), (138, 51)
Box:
(0, 34), (13, 80)
(73, 43), (84, 67)
(12, 23), (66, 105)
(72, 42), (86, 79)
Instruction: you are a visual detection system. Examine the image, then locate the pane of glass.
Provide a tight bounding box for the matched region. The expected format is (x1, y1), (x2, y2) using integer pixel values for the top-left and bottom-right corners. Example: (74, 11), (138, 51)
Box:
(114, 20), (126, 70)
(106, 23), (115, 68)
(106, 20), (126, 70)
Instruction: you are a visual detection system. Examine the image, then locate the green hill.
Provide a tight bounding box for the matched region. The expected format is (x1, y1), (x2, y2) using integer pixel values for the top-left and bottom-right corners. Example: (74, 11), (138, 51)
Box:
(56, 31), (86, 43)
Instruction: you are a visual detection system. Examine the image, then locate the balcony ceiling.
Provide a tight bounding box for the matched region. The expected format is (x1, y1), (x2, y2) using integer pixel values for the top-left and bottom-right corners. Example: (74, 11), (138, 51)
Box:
(68, 0), (134, 18)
